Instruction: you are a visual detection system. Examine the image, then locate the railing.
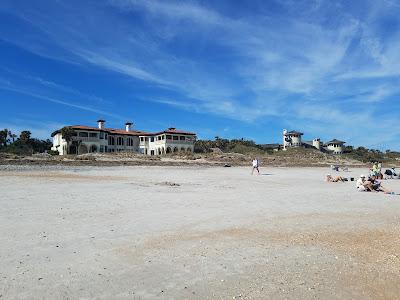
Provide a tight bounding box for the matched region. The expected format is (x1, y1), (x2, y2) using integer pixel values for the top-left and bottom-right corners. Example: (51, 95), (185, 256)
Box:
(72, 136), (100, 142)
(139, 139), (195, 146)
(165, 139), (194, 144)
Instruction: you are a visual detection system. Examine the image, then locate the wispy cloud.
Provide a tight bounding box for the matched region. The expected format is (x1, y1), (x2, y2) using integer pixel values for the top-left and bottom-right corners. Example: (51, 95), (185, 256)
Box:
(0, 67), (108, 104)
(109, 0), (226, 26)
(0, 84), (125, 120)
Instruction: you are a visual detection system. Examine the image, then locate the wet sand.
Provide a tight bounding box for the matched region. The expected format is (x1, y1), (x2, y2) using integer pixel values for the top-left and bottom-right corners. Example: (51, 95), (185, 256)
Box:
(1, 165), (400, 299)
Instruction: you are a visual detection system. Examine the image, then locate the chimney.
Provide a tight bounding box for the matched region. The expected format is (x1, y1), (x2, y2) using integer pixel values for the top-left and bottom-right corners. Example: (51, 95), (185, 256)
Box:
(125, 122), (133, 132)
(97, 119), (105, 129)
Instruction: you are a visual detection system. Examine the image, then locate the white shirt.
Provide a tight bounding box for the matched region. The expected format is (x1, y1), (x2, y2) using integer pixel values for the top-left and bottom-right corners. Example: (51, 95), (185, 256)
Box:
(252, 159), (259, 167)
(356, 178), (365, 188)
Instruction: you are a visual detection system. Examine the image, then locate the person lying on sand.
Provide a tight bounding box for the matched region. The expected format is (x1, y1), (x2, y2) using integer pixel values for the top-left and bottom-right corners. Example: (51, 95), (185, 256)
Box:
(325, 174), (344, 182)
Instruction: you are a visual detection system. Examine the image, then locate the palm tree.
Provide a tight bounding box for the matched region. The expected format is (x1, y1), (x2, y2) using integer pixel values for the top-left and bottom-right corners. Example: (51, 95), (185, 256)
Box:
(0, 129), (9, 147)
(60, 127), (76, 154)
(19, 131), (31, 142)
(9, 131), (17, 143)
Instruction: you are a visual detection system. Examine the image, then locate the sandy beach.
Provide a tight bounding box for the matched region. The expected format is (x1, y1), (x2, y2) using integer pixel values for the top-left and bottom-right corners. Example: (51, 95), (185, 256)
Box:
(1, 165), (400, 299)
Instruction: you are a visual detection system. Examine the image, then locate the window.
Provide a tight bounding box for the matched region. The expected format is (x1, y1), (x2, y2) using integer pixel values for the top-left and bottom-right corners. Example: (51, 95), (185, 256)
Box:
(166, 135), (172, 140)
(117, 137), (124, 146)
(140, 137), (144, 142)
(127, 138), (133, 146)
(100, 145), (104, 152)
(179, 136), (185, 141)
(79, 132), (88, 137)
(173, 136), (179, 140)
(150, 137), (154, 142)
(100, 132), (104, 139)
(89, 132), (98, 138)
(108, 136), (115, 145)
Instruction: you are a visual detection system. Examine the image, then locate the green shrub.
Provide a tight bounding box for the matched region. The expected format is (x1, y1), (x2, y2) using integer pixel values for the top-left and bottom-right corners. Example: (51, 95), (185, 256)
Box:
(48, 150), (59, 156)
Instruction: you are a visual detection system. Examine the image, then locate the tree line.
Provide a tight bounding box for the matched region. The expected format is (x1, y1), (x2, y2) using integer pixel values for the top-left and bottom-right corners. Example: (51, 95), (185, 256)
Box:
(194, 136), (266, 154)
(0, 129), (53, 155)
(343, 145), (400, 163)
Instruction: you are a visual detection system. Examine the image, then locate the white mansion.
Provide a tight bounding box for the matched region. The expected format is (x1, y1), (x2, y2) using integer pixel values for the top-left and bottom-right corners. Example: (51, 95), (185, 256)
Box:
(51, 120), (196, 155)
(283, 129), (346, 154)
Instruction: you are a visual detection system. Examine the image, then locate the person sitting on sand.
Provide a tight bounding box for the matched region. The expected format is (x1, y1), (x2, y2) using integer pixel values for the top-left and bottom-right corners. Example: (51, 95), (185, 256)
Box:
(251, 158), (260, 175)
(356, 175), (368, 191)
(385, 167), (398, 179)
(325, 174), (344, 182)
(365, 175), (393, 193)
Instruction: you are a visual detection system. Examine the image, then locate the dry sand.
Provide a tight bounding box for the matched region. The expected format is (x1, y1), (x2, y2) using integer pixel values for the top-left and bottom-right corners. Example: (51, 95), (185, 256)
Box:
(1, 165), (400, 299)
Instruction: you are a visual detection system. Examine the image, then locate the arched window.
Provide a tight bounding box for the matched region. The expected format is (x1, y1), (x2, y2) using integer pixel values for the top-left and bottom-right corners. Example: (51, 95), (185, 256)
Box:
(108, 136), (115, 145)
(117, 137), (124, 146)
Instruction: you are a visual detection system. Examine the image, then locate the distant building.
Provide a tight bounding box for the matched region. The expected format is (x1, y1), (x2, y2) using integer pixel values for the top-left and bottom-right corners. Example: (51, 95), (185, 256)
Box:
(283, 129), (304, 150)
(282, 129), (345, 155)
(312, 138), (321, 150)
(51, 120), (196, 155)
(326, 139), (346, 154)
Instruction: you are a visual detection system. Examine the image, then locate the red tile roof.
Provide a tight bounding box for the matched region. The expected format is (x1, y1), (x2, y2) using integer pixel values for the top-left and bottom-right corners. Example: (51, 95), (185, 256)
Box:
(327, 139), (345, 145)
(284, 130), (303, 136)
(154, 128), (196, 135)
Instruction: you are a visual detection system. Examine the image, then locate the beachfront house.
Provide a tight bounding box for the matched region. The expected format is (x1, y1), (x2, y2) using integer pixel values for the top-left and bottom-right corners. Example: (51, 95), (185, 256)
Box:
(283, 129), (303, 150)
(282, 129), (345, 155)
(326, 139), (346, 154)
(51, 120), (196, 155)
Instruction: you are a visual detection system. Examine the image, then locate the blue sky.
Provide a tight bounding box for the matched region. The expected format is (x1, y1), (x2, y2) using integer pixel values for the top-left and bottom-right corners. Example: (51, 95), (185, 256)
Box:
(1, 0), (400, 149)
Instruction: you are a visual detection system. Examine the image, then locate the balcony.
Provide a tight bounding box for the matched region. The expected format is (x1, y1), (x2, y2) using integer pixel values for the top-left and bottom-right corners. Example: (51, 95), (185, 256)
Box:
(165, 139), (194, 144)
(72, 136), (100, 142)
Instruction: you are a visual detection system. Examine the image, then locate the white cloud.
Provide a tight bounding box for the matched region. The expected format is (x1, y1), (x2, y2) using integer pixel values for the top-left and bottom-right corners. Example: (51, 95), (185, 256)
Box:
(0, 84), (125, 121)
(109, 0), (228, 26)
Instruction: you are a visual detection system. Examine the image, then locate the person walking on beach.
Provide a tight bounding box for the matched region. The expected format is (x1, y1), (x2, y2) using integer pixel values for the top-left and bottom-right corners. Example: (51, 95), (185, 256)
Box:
(251, 158), (260, 175)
